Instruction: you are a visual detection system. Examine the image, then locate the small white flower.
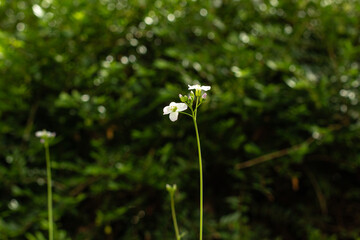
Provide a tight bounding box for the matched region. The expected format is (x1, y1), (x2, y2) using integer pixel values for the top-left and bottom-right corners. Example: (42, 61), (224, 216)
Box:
(188, 84), (211, 91)
(163, 102), (188, 122)
(35, 130), (56, 139)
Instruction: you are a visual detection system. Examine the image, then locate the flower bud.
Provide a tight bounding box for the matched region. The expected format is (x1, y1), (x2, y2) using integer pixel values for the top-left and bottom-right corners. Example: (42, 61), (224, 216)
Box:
(179, 94), (188, 103)
(202, 93), (207, 99)
(190, 91), (195, 99)
(166, 184), (177, 193)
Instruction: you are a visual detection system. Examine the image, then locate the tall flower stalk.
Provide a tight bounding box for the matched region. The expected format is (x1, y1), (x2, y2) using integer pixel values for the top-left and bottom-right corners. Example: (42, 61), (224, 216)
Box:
(166, 184), (181, 240)
(163, 84), (211, 240)
(35, 130), (56, 240)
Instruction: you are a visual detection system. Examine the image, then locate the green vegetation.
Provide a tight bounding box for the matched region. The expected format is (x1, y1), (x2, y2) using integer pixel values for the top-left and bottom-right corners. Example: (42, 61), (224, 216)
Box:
(1, 0), (360, 239)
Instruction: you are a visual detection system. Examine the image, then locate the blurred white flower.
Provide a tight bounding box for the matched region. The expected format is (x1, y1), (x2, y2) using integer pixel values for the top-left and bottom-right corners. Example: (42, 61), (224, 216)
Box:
(163, 102), (188, 122)
(35, 130), (56, 139)
(188, 84), (211, 91)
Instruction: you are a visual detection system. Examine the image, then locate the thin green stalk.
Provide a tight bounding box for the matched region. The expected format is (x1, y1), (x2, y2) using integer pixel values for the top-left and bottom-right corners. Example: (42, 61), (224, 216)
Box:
(179, 111), (193, 118)
(170, 192), (181, 240)
(195, 97), (199, 118)
(192, 115), (203, 240)
(44, 142), (53, 240)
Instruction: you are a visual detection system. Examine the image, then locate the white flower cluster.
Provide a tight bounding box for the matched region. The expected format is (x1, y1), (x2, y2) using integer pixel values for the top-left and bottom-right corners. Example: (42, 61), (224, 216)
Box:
(188, 84), (211, 92)
(35, 129), (56, 143)
(163, 84), (211, 122)
(35, 130), (56, 138)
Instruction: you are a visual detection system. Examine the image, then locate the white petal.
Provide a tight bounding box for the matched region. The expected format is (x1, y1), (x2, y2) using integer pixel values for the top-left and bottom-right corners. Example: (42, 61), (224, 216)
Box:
(176, 103), (187, 112)
(201, 86), (211, 91)
(188, 84), (200, 90)
(163, 106), (171, 115)
(169, 102), (177, 106)
(169, 112), (179, 122)
(35, 131), (43, 137)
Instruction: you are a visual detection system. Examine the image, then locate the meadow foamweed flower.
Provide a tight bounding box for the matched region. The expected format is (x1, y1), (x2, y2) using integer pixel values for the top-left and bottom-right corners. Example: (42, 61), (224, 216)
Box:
(188, 84), (211, 97)
(35, 130), (56, 138)
(163, 102), (188, 122)
(163, 83), (211, 240)
(36, 129), (56, 240)
(35, 130), (56, 143)
(188, 84), (211, 91)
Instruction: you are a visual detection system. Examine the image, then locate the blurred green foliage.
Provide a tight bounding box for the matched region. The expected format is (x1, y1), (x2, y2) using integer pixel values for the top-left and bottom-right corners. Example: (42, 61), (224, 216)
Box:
(1, 0), (360, 239)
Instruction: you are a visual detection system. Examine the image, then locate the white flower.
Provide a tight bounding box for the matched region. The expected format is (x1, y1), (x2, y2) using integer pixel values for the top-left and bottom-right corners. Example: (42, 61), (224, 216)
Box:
(163, 102), (188, 122)
(35, 130), (56, 138)
(188, 84), (211, 91)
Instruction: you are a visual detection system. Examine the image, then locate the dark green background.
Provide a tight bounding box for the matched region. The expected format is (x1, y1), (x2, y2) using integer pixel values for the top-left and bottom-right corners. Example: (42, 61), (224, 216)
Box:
(1, 0), (360, 239)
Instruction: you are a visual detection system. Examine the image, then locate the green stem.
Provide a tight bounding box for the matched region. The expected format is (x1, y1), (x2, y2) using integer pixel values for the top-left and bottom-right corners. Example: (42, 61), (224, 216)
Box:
(170, 192), (181, 240)
(193, 115), (203, 240)
(179, 111), (193, 118)
(195, 97), (199, 119)
(44, 142), (53, 240)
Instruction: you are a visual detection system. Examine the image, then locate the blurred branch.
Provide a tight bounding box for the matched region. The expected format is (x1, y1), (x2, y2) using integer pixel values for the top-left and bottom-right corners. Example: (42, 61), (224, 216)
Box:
(69, 176), (100, 196)
(235, 123), (346, 170)
(304, 167), (328, 215)
(235, 137), (315, 170)
(22, 102), (39, 141)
